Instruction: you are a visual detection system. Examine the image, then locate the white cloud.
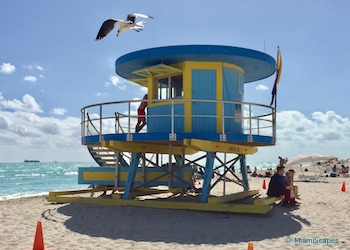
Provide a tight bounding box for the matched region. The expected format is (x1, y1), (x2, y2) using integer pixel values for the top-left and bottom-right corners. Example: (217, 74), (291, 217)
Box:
(95, 92), (108, 97)
(0, 109), (87, 162)
(277, 110), (350, 141)
(0, 63), (15, 74)
(36, 66), (44, 71)
(105, 75), (128, 90)
(23, 65), (44, 71)
(0, 93), (43, 113)
(24, 75), (37, 82)
(256, 84), (269, 91)
(0, 115), (10, 129)
(23, 65), (34, 70)
(52, 108), (67, 116)
(252, 110), (350, 161)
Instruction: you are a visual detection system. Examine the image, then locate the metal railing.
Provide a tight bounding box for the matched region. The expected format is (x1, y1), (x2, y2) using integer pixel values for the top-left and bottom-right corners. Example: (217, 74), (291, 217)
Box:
(81, 99), (276, 144)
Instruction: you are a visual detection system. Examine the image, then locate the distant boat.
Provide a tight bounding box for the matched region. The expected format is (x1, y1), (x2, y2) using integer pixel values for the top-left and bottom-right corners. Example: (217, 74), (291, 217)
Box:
(24, 160), (40, 163)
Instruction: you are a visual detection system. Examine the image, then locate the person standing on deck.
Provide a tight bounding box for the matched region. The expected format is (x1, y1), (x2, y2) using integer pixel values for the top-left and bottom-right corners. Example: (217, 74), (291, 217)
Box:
(135, 94), (148, 133)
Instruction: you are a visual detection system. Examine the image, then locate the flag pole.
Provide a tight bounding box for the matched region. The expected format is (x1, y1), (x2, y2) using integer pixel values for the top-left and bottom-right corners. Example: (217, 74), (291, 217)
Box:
(270, 46), (282, 108)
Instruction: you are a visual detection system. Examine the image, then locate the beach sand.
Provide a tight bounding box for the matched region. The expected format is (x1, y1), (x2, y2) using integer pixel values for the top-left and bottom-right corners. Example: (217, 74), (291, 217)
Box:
(1, 172), (349, 249)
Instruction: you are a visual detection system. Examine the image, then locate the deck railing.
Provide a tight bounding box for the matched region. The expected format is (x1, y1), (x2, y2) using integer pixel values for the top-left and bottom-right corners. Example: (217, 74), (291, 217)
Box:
(81, 99), (276, 144)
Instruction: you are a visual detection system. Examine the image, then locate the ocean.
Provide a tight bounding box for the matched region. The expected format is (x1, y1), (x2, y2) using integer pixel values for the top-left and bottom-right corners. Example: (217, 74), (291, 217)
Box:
(0, 161), (276, 200)
(0, 162), (98, 200)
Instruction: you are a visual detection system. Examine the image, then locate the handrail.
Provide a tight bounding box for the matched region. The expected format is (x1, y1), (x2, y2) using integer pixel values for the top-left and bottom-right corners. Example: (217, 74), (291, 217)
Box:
(115, 112), (126, 134)
(81, 98), (276, 144)
(86, 113), (100, 136)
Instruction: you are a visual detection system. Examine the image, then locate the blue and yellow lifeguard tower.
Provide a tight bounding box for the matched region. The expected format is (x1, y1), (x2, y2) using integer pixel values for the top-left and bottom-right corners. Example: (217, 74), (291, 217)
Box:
(48, 45), (281, 214)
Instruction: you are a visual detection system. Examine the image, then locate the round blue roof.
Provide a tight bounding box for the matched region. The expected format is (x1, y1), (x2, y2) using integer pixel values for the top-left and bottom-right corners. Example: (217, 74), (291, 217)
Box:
(115, 45), (276, 83)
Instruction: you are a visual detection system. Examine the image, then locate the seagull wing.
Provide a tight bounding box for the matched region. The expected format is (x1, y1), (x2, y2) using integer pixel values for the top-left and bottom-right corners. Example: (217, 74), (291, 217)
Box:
(127, 13), (154, 23)
(95, 19), (118, 41)
(130, 21), (145, 32)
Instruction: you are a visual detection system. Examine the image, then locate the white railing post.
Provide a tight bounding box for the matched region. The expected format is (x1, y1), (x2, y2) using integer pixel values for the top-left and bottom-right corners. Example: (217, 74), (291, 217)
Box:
(128, 101), (131, 134)
(273, 108), (277, 144)
(221, 100), (226, 141)
(249, 104), (252, 136)
(99, 104), (103, 142)
(85, 113), (89, 136)
(81, 109), (85, 143)
(127, 101), (132, 141)
(171, 100), (175, 140)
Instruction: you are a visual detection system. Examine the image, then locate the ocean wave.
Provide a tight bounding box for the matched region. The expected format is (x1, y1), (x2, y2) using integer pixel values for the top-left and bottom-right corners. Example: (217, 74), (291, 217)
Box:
(64, 171), (78, 175)
(0, 192), (49, 201)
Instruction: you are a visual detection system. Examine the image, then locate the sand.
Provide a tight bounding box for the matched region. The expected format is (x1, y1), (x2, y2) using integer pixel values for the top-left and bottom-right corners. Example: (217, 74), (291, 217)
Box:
(1, 172), (349, 249)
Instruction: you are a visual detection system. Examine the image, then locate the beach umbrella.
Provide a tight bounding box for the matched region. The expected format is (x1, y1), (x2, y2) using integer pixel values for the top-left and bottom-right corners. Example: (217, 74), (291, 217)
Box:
(285, 154), (337, 179)
(285, 154), (337, 168)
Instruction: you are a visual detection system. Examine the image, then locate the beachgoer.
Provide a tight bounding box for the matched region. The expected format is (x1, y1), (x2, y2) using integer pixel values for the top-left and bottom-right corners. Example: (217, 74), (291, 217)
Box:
(332, 165), (337, 172)
(246, 165), (252, 173)
(264, 168), (272, 177)
(278, 156), (284, 167)
(251, 166), (258, 177)
(267, 166), (294, 208)
(341, 165), (348, 174)
(283, 169), (299, 205)
(135, 94), (148, 133)
(278, 156), (288, 167)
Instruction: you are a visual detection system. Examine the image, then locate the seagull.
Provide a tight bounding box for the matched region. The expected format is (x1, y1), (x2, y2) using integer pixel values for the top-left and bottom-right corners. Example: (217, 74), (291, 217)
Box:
(95, 13), (154, 40)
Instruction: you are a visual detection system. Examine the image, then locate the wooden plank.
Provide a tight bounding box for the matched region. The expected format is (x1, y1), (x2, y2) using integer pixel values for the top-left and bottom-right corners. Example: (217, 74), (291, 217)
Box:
(208, 190), (259, 204)
(46, 194), (273, 214)
(254, 195), (285, 206)
(48, 187), (119, 197)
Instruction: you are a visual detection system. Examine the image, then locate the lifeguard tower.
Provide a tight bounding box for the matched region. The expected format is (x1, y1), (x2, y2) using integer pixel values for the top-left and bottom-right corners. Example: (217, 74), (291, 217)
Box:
(48, 45), (281, 214)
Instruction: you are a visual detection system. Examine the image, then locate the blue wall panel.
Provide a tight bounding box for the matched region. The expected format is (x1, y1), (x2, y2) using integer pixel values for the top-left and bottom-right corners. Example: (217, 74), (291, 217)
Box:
(147, 104), (184, 133)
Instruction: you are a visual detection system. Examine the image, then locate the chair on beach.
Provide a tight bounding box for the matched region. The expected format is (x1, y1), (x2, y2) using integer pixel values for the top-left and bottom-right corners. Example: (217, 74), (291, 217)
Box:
(297, 171), (326, 182)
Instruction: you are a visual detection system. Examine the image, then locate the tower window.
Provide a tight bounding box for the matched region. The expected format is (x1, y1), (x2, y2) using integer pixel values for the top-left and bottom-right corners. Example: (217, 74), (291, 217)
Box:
(157, 74), (183, 100)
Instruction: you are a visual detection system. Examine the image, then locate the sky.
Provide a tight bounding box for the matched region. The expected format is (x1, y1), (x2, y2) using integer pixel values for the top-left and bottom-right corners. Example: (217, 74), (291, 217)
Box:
(1, 0), (350, 163)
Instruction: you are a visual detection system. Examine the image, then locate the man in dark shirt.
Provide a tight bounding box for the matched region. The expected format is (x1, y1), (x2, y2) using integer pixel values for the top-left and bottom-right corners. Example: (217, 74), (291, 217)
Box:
(267, 166), (293, 207)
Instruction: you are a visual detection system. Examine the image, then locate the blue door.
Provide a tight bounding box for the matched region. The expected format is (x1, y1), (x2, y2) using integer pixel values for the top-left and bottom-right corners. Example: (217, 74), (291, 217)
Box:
(191, 69), (216, 133)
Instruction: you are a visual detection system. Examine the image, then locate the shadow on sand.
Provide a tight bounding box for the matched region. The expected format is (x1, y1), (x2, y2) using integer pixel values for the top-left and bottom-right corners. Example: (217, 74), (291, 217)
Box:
(51, 202), (309, 245)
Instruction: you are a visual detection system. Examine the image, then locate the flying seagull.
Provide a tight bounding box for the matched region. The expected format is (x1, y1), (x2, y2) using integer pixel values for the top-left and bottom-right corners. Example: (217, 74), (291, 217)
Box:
(96, 13), (154, 40)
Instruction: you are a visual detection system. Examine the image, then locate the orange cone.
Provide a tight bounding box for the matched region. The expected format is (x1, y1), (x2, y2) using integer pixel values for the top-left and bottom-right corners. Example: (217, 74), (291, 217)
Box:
(341, 181), (346, 192)
(262, 179), (266, 189)
(33, 221), (45, 250)
(247, 242), (254, 250)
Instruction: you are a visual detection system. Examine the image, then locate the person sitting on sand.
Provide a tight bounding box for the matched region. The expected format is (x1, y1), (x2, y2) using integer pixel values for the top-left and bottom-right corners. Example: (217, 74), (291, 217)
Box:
(340, 165), (348, 174)
(332, 165), (337, 172)
(251, 166), (258, 177)
(267, 166), (295, 208)
(246, 165), (252, 173)
(264, 168), (272, 177)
